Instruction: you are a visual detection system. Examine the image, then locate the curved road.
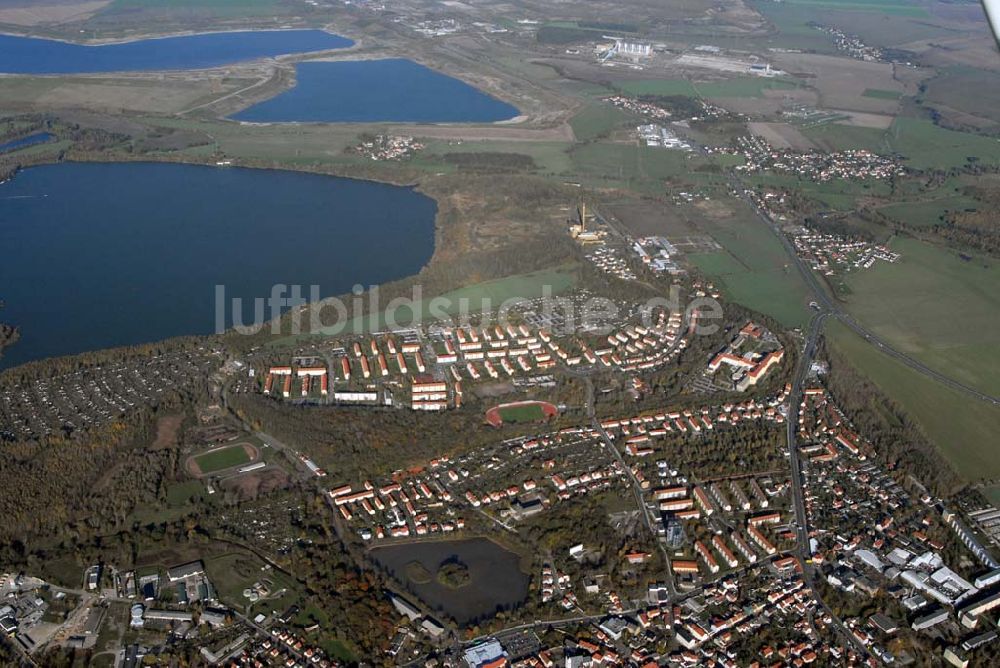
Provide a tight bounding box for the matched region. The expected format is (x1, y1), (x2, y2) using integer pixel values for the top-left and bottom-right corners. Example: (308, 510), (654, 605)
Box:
(732, 179), (1000, 407)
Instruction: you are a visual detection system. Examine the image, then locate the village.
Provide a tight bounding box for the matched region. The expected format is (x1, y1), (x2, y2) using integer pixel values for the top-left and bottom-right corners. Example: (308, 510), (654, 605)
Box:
(725, 135), (904, 182)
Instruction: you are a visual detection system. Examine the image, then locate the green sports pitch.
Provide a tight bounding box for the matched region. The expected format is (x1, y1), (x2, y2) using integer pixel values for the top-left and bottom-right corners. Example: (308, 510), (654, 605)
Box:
(194, 444), (252, 474)
(497, 403), (547, 423)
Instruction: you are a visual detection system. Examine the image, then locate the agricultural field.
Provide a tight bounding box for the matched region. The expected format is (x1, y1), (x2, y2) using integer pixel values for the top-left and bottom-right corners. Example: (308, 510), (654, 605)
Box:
(842, 237), (1000, 397)
(877, 194), (981, 228)
(886, 118), (1000, 170)
(414, 139), (575, 175)
(569, 103), (640, 142)
(750, 0), (953, 53)
(826, 320), (1000, 482)
(800, 123), (890, 153)
(773, 0), (929, 17)
(567, 142), (707, 192)
(191, 443), (255, 474)
(862, 89), (903, 101)
(770, 52), (903, 114)
(748, 122), (816, 150)
(0, 74), (260, 115)
(919, 66), (1000, 128)
(107, 0), (285, 17)
(686, 201), (812, 328)
(615, 78), (799, 99)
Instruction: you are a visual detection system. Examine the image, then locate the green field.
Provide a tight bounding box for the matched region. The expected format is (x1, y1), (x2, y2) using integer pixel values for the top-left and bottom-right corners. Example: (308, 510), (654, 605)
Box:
(569, 103), (639, 142)
(616, 78), (798, 99)
(826, 320), (1000, 482)
(842, 238), (1000, 396)
(567, 142), (709, 192)
(687, 204), (812, 328)
(415, 139), (574, 175)
(862, 88), (902, 100)
(205, 551), (302, 615)
(921, 67), (1000, 126)
(982, 486), (1000, 509)
(498, 403), (547, 423)
(800, 124), (889, 153)
(773, 0), (928, 16)
(877, 195), (980, 228)
(194, 444), (252, 473)
(111, 0), (282, 10)
(887, 118), (1000, 170)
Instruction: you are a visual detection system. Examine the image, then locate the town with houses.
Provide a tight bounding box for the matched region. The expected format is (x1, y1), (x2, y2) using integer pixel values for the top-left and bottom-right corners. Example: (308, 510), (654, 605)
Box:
(5, 282), (1000, 668)
(2, 185), (990, 668)
(0, 1), (997, 664)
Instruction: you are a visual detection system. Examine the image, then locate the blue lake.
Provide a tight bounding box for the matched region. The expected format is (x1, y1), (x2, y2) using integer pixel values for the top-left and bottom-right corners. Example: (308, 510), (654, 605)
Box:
(0, 132), (54, 153)
(0, 162), (436, 370)
(0, 30), (352, 74)
(232, 59), (519, 123)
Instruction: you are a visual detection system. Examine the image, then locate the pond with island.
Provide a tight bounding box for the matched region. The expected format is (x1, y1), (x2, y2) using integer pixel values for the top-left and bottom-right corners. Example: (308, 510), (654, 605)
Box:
(370, 537), (529, 625)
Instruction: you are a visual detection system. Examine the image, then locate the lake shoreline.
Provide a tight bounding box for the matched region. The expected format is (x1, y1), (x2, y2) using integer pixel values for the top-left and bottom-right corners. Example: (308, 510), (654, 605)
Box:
(0, 29), (355, 75)
(0, 160), (437, 371)
(0, 26), (351, 48)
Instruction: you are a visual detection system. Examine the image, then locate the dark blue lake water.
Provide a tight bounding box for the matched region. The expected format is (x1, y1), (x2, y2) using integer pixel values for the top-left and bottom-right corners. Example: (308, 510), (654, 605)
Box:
(0, 133), (54, 153)
(232, 59), (519, 123)
(0, 162), (436, 370)
(0, 30), (352, 74)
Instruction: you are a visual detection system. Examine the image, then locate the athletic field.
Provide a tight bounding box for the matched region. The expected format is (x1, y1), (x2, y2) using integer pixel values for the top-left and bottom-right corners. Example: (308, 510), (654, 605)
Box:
(190, 443), (254, 475)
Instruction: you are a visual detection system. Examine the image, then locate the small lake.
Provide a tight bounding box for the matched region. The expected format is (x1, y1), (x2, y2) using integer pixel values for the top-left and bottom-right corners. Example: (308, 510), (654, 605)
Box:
(0, 30), (352, 74)
(0, 162), (436, 370)
(371, 537), (529, 625)
(232, 59), (519, 123)
(0, 132), (54, 153)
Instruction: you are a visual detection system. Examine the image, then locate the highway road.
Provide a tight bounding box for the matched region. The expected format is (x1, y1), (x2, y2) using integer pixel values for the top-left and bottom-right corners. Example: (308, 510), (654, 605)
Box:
(732, 178), (999, 407)
(783, 309), (874, 659)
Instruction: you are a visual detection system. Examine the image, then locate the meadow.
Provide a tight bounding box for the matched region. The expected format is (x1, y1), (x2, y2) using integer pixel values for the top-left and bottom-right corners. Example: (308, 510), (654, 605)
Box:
(842, 237), (1000, 397)
(920, 67), (1000, 126)
(877, 195), (981, 228)
(764, 0), (929, 17)
(862, 89), (902, 100)
(615, 78), (798, 99)
(800, 123), (889, 153)
(826, 320), (1000, 482)
(886, 118), (1000, 170)
(110, 0), (284, 14)
(569, 103), (640, 142)
(687, 204), (812, 328)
